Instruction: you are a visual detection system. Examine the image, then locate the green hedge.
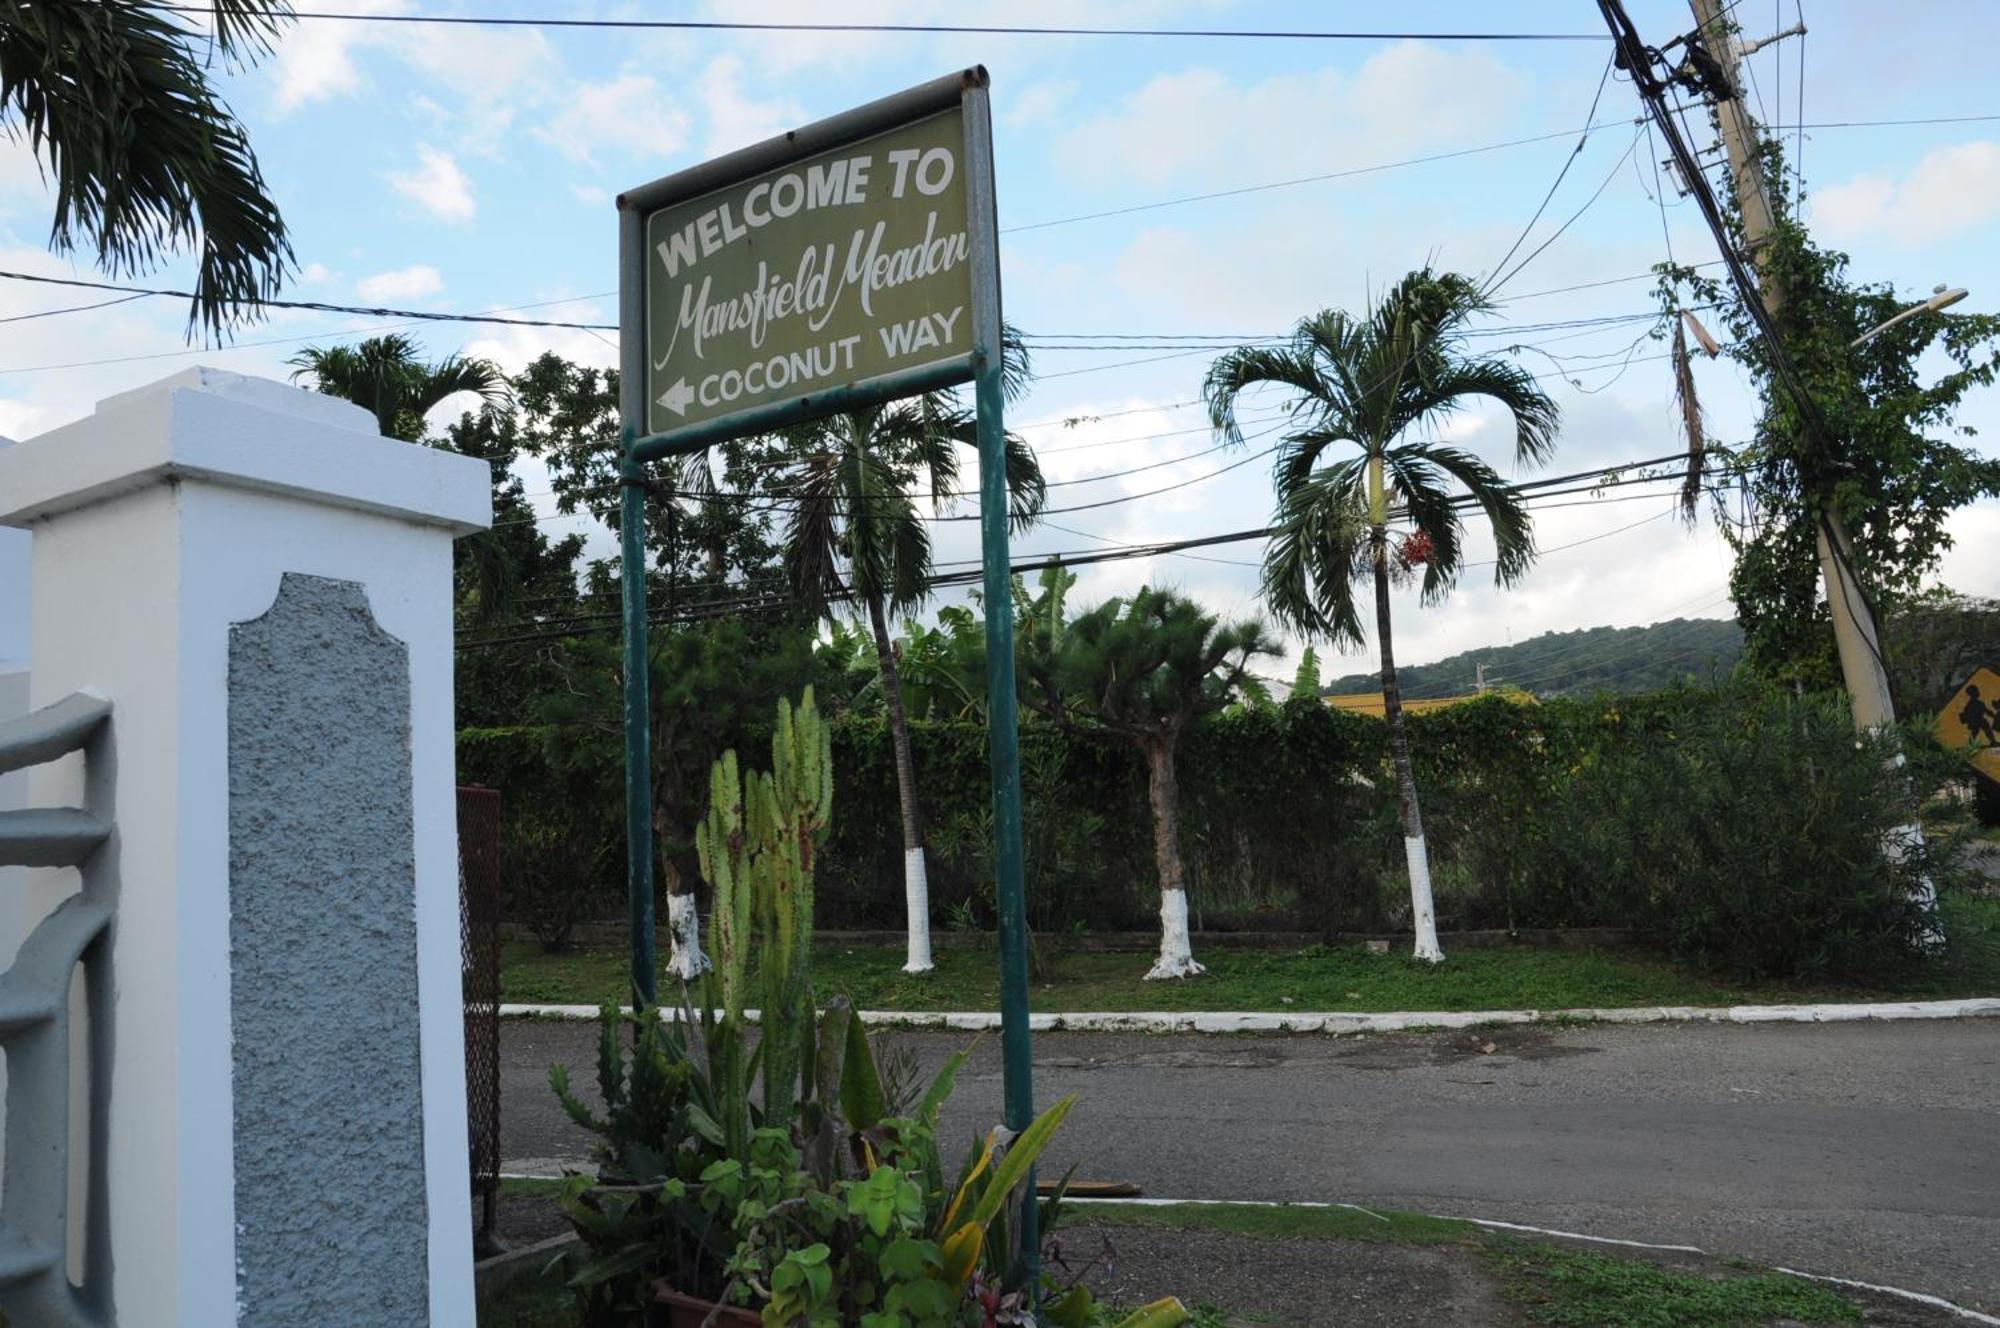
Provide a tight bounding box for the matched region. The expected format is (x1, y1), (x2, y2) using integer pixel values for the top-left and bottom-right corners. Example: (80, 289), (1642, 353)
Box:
(463, 683), (1961, 979)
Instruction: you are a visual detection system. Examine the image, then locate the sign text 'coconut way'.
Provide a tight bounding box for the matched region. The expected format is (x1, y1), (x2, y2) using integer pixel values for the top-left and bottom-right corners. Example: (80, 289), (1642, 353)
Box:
(643, 108), (974, 436)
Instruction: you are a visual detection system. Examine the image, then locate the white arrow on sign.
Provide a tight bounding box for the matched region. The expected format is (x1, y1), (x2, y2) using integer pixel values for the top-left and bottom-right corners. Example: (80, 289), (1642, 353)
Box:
(657, 377), (695, 417)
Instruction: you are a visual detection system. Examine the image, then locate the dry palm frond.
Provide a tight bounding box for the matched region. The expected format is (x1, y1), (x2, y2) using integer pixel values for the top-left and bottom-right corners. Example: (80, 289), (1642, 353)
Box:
(1673, 320), (1707, 524)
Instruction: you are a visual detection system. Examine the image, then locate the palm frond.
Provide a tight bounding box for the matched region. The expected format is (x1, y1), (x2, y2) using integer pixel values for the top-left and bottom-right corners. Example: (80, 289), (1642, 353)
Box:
(1418, 357), (1562, 467)
(1260, 465), (1370, 646)
(0, 1), (294, 338)
(1203, 343), (1334, 448)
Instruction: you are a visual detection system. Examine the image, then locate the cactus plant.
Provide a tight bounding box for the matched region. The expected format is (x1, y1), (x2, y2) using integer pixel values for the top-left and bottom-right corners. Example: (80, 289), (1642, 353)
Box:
(694, 689), (835, 1154)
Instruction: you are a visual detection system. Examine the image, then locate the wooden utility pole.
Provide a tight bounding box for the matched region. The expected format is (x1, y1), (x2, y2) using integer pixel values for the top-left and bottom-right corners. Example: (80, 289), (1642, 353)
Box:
(1687, 0), (1896, 734)
(1688, 0), (1938, 944)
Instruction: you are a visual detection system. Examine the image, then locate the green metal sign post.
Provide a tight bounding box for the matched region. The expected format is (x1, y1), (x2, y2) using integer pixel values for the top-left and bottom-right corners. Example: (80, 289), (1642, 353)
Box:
(615, 65), (1038, 1270)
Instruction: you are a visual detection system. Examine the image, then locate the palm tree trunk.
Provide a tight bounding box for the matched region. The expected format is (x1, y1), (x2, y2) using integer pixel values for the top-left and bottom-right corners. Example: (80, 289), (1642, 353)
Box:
(1142, 736), (1204, 979)
(1373, 525), (1444, 964)
(868, 591), (934, 973)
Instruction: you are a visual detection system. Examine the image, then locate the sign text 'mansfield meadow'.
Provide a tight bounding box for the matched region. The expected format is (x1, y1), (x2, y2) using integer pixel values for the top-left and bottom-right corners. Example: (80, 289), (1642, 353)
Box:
(643, 108), (974, 435)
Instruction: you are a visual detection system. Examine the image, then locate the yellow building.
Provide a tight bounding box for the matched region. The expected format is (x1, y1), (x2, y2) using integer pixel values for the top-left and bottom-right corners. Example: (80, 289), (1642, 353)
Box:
(1322, 687), (1535, 717)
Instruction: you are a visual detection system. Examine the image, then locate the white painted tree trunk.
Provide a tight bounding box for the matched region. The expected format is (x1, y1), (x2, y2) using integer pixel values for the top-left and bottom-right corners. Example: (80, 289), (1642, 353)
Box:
(1371, 520), (1445, 966)
(664, 891), (711, 980)
(869, 592), (935, 975)
(1142, 741), (1203, 980)
(1404, 835), (1444, 964)
(1146, 887), (1205, 980)
(902, 847), (935, 973)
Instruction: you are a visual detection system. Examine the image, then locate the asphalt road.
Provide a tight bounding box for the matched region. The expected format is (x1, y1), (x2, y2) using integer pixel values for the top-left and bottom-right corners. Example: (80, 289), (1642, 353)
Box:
(500, 1016), (2000, 1314)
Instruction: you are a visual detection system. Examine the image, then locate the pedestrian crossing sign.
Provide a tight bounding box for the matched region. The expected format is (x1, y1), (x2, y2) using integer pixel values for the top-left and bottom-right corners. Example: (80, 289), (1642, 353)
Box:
(1935, 666), (2000, 781)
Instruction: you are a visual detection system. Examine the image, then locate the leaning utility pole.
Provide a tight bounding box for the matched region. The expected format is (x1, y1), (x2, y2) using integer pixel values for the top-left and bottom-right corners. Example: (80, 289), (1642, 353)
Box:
(1686, 0), (1896, 735)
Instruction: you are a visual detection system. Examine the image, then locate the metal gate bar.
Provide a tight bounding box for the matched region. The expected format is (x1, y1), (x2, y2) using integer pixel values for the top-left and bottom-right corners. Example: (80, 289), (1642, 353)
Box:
(457, 785), (503, 1255)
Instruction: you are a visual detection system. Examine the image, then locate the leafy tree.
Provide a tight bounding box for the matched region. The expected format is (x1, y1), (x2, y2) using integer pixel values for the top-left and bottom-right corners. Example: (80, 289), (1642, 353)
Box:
(441, 400), (588, 726)
(500, 354), (816, 974)
(780, 395), (1045, 973)
(1661, 175), (2000, 689)
(289, 333), (506, 443)
(290, 334), (531, 642)
(816, 607), (989, 723)
(1885, 590), (2000, 722)
(535, 618), (814, 976)
(1288, 646), (1323, 702)
(0, 0), (293, 335)
(1205, 269), (1560, 963)
(1021, 586), (1278, 978)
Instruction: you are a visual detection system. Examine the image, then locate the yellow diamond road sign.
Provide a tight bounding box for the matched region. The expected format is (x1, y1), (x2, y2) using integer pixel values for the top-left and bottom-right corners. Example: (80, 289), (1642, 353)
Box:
(1935, 666), (2000, 781)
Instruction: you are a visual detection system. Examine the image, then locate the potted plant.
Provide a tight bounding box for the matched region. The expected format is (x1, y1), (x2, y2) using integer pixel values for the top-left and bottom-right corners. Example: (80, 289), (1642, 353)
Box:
(551, 690), (1190, 1326)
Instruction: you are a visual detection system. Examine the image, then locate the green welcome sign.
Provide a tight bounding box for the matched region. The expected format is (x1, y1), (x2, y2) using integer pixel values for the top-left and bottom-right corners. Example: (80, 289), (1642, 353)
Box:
(615, 76), (1038, 1269)
(621, 75), (993, 445)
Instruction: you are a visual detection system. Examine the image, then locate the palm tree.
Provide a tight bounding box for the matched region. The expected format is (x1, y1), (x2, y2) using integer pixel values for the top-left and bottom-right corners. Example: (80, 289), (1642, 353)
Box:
(292, 334), (515, 618)
(0, 1), (293, 336)
(781, 392), (1045, 973)
(1021, 586), (1278, 979)
(1204, 268), (1560, 964)
(290, 334), (507, 442)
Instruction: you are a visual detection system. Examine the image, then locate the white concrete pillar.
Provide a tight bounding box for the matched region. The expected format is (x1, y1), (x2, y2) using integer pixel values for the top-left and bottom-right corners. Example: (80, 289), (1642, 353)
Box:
(0, 368), (491, 1326)
(1, 435), (31, 927)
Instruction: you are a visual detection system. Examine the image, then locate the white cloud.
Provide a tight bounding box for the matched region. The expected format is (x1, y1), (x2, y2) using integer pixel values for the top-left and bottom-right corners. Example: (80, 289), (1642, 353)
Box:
(356, 264), (443, 302)
(1054, 43), (1526, 189)
(541, 74), (691, 165)
(1813, 141), (2000, 246)
(697, 56), (803, 158)
(266, 1), (556, 154)
(1004, 80), (1077, 129)
(463, 316), (617, 377)
(571, 184), (611, 208)
(388, 146), (476, 223)
(297, 261), (334, 285)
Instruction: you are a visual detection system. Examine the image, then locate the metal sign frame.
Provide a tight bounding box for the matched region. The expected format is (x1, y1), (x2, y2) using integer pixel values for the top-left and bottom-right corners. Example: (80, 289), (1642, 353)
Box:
(618, 68), (995, 463)
(613, 68), (1037, 1261)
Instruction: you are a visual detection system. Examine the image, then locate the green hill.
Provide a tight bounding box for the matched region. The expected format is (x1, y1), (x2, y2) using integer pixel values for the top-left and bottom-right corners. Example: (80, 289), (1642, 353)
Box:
(1324, 617), (1744, 699)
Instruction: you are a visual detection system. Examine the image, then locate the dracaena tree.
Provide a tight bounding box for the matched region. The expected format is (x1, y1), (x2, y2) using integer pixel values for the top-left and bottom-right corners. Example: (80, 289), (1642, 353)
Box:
(1204, 268), (1560, 964)
(0, 1), (294, 336)
(1022, 586), (1279, 979)
(780, 391), (1044, 973)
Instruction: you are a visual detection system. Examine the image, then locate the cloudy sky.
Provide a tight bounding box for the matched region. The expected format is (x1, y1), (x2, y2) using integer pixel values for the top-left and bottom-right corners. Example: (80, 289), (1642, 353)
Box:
(2, 0), (1996, 688)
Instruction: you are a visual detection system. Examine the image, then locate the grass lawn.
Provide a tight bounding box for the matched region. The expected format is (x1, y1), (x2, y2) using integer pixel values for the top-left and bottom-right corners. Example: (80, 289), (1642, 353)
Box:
(1075, 1204), (1863, 1327)
(481, 1196), (1869, 1327)
(501, 892), (2000, 1014)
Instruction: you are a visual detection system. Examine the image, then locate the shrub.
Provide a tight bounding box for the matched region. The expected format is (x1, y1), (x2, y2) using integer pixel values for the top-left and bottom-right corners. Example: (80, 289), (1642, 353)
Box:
(1532, 683), (1942, 980)
(505, 813), (609, 951)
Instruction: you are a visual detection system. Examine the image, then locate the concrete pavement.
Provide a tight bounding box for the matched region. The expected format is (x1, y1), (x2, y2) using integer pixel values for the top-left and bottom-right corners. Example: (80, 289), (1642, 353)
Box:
(500, 1016), (2000, 1314)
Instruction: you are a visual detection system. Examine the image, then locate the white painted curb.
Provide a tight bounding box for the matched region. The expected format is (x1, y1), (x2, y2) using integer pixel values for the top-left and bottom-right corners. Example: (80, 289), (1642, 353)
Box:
(498, 995), (2000, 1032)
(483, 1182), (2000, 1325)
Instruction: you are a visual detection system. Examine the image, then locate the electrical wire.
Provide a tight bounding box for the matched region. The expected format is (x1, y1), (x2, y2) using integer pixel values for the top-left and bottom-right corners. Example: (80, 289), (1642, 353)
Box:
(1481, 58), (1618, 297)
(459, 469), (1737, 650)
(1486, 125), (1647, 297)
(162, 5), (1610, 41)
(0, 267), (613, 331)
(0, 291), (153, 324)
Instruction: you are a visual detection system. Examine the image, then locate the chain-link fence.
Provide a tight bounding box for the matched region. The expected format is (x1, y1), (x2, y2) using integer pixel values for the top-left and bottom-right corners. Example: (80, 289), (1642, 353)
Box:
(457, 784), (503, 1255)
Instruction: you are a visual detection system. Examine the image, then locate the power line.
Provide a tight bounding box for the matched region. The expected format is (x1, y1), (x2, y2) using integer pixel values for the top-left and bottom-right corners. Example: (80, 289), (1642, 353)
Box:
(0, 268), (615, 332)
(0, 291), (152, 324)
(459, 465), (1733, 650)
(164, 5), (1608, 41)
(1004, 120), (1636, 235)
(1483, 58), (1619, 296)
(1488, 125), (1647, 297)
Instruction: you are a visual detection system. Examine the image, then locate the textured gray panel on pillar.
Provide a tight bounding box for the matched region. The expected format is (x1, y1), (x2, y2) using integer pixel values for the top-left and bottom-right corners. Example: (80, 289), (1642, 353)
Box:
(229, 573), (428, 1325)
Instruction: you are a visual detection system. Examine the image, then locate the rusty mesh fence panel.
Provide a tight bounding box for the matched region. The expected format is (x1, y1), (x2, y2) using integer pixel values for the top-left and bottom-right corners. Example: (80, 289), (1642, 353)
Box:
(458, 785), (503, 1246)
